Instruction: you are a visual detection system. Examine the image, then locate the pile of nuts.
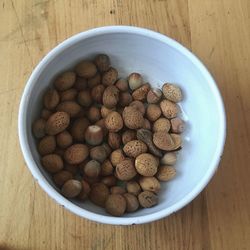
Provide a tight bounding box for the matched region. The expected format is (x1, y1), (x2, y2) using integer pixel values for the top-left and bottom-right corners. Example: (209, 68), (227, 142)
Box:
(32, 54), (185, 217)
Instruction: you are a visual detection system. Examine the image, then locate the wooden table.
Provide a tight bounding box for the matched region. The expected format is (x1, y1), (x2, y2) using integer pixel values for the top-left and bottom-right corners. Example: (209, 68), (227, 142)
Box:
(1, 0), (250, 249)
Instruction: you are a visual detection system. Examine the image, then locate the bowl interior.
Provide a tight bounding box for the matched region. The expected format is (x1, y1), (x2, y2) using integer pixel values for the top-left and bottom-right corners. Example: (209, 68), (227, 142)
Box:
(21, 28), (225, 223)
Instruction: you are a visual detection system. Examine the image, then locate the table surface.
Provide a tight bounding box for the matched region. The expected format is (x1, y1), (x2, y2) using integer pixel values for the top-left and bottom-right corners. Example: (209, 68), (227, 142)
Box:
(1, 0), (250, 249)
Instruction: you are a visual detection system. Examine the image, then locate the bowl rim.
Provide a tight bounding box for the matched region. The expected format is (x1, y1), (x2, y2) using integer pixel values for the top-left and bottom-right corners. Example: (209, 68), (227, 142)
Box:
(18, 25), (226, 225)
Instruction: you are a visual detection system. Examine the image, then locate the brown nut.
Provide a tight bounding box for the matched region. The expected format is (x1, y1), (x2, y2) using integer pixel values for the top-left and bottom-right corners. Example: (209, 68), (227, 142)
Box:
(108, 132), (121, 150)
(61, 179), (82, 198)
(119, 92), (133, 107)
(161, 152), (177, 165)
(138, 191), (158, 208)
(105, 194), (126, 216)
(91, 84), (105, 103)
(87, 106), (101, 123)
(146, 104), (162, 122)
(87, 73), (101, 88)
(126, 181), (141, 196)
(170, 133), (182, 150)
(38, 135), (56, 156)
(122, 130), (137, 145)
(115, 78), (128, 91)
(45, 112), (70, 135)
(43, 89), (60, 110)
(153, 118), (171, 132)
(116, 158), (137, 181)
(74, 77), (88, 91)
(143, 119), (151, 130)
(132, 83), (150, 101)
(101, 159), (114, 176)
(162, 83), (182, 103)
(102, 67), (118, 86)
(103, 85), (119, 108)
(101, 106), (115, 118)
(110, 149), (125, 166)
(70, 117), (90, 142)
(128, 72), (143, 90)
(60, 88), (78, 102)
(33, 118), (46, 138)
(75, 61), (97, 78)
(147, 88), (162, 103)
(53, 170), (73, 187)
(90, 183), (109, 207)
(77, 90), (92, 107)
(101, 175), (117, 187)
(105, 111), (123, 132)
(56, 131), (72, 149)
(85, 125), (104, 146)
(110, 186), (126, 195)
(77, 180), (91, 200)
(139, 177), (161, 193)
(102, 143), (112, 156)
(160, 99), (179, 119)
(54, 71), (76, 91)
(136, 129), (162, 158)
(41, 109), (52, 120)
(153, 131), (175, 151)
(156, 166), (176, 181)
(170, 117), (185, 133)
(123, 193), (139, 212)
(90, 145), (108, 163)
(123, 140), (147, 158)
(135, 153), (159, 176)
(94, 54), (110, 72)
(129, 100), (146, 115)
(95, 119), (108, 137)
(84, 160), (101, 178)
(56, 101), (82, 118)
(41, 154), (63, 173)
(122, 106), (144, 129)
(64, 144), (89, 164)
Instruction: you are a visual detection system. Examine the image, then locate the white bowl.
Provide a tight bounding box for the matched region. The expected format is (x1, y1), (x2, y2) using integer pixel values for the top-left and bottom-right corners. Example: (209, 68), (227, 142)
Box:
(18, 26), (226, 225)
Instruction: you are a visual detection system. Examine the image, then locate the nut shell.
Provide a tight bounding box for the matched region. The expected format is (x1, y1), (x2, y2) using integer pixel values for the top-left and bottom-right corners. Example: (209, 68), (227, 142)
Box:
(116, 158), (137, 181)
(94, 54), (110, 72)
(90, 183), (109, 207)
(147, 88), (162, 103)
(108, 132), (121, 150)
(91, 84), (105, 103)
(85, 125), (104, 146)
(129, 100), (145, 115)
(110, 149), (125, 166)
(105, 111), (123, 132)
(53, 170), (73, 187)
(153, 131), (175, 151)
(102, 67), (118, 86)
(123, 140), (147, 158)
(101, 159), (114, 176)
(123, 193), (139, 212)
(132, 83), (150, 101)
(153, 118), (171, 132)
(138, 191), (158, 208)
(128, 72), (143, 90)
(41, 154), (63, 173)
(56, 131), (72, 149)
(64, 144), (89, 164)
(170, 117), (185, 133)
(122, 130), (137, 145)
(61, 179), (82, 198)
(90, 145), (108, 163)
(77, 180), (91, 200)
(60, 88), (78, 102)
(160, 99), (179, 119)
(38, 135), (56, 155)
(146, 104), (162, 122)
(87, 106), (101, 123)
(45, 112), (70, 135)
(139, 177), (161, 193)
(33, 118), (46, 138)
(119, 92), (133, 107)
(122, 106), (144, 129)
(126, 181), (141, 196)
(43, 89), (60, 110)
(135, 153), (159, 176)
(70, 117), (90, 142)
(105, 194), (126, 216)
(161, 152), (177, 165)
(156, 166), (176, 181)
(56, 101), (82, 118)
(75, 61), (97, 78)
(103, 85), (119, 108)
(77, 90), (92, 107)
(84, 160), (101, 178)
(162, 83), (182, 103)
(54, 71), (76, 91)
(115, 79), (128, 91)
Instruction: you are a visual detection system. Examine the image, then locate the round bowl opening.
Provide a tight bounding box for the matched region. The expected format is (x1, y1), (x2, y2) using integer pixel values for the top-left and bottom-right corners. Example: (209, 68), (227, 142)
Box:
(18, 26), (226, 225)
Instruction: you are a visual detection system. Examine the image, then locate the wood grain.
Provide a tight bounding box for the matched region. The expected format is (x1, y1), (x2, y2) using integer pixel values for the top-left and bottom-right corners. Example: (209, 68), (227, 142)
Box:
(0, 0), (250, 249)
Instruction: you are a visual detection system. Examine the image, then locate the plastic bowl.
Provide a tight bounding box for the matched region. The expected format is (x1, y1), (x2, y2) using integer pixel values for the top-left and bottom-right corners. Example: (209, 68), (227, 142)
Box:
(18, 26), (226, 225)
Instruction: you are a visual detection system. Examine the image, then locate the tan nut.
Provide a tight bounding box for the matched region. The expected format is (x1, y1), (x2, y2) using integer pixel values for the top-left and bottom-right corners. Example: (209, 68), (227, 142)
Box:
(123, 140), (147, 158)
(105, 111), (123, 132)
(162, 83), (182, 102)
(135, 153), (159, 176)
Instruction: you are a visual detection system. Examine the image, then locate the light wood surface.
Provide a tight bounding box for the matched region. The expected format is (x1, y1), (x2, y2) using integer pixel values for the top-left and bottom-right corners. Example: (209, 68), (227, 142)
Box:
(1, 0), (250, 249)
